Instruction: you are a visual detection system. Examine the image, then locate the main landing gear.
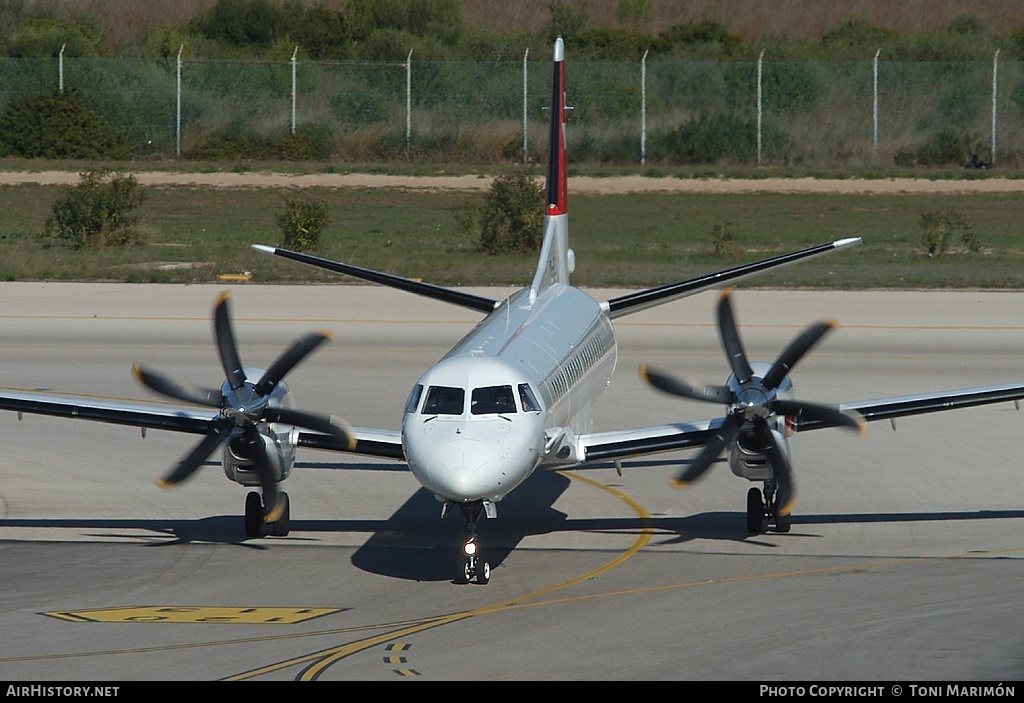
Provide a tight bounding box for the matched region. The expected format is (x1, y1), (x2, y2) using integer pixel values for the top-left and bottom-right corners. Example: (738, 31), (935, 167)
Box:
(746, 479), (790, 535)
(244, 490), (290, 538)
(457, 501), (490, 585)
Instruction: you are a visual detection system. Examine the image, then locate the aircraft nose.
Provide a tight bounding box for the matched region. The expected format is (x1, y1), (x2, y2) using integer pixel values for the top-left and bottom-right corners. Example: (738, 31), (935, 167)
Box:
(428, 438), (502, 500)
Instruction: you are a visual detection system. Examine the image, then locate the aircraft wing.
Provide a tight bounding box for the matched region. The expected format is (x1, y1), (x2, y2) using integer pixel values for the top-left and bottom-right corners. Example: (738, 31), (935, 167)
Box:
(296, 427), (404, 460)
(800, 382), (1024, 431)
(574, 381), (1024, 465)
(602, 237), (862, 319)
(577, 418), (722, 463)
(0, 387), (216, 435)
(251, 245), (499, 314)
(0, 388), (406, 461)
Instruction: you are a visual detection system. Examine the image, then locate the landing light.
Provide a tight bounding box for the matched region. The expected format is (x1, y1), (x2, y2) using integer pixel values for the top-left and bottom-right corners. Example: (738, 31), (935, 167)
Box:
(464, 540), (477, 556)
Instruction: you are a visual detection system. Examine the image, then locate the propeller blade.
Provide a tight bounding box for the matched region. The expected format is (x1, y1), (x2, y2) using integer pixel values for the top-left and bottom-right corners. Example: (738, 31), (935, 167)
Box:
(253, 332), (332, 397)
(716, 289), (754, 383)
(774, 400), (866, 434)
(265, 407), (356, 450)
(762, 320), (836, 391)
(639, 364), (733, 404)
(671, 413), (744, 487)
(753, 419), (796, 517)
(157, 421), (233, 487)
(133, 363), (223, 407)
(245, 430), (282, 523)
(213, 293), (247, 390)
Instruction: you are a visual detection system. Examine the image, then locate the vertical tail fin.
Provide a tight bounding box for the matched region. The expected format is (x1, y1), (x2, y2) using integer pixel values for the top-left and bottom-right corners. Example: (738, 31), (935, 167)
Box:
(529, 36), (574, 303)
(546, 36), (567, 217)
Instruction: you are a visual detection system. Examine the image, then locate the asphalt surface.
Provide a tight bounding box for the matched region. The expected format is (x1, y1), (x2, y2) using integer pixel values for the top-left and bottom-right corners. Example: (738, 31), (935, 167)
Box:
(0, 282), (1022, 682)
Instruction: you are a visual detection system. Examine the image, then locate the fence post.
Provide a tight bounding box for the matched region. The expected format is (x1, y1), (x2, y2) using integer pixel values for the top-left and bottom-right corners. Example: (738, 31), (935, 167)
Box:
(291, 46), (298, 135)
(756, 49), (764, 165)
(58, 44), (65, 93)
(641, 49), (648, 166)
(406, 49), (413, 154)
(873, 48), (880, 159)
(176, 45), (183, 158)
(523, 48), (529, 163)
(991, 48), (999, 166)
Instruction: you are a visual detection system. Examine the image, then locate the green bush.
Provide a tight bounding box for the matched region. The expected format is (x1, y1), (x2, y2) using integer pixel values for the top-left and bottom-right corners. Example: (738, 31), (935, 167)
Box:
(44, 171), (148, 250)
(185, 128), (271, 160)
(663, 113), (757, 164)
(710, 221), (738, 257)
(460, 173), (544, 255)
(919, 208), (980, 256)
(903, 127), (980, 167)
(654, 20), (744, 59)
(0, 89), (129, 159)
(277, 123), (335, 160)
(276, 196), (330, 253)
(191, 0), (286, 49)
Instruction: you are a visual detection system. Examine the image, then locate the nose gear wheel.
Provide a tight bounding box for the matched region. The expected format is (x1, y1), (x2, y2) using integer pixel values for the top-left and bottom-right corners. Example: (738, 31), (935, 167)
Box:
(456, 501), (491, 584)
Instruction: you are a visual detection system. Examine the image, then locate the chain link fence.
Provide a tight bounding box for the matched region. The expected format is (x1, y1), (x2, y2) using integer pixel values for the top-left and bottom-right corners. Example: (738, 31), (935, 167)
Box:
(1, 52), (1021, 168)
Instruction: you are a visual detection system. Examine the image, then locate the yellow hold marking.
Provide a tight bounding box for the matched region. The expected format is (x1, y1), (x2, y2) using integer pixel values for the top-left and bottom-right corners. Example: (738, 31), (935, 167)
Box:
(44, 606), (340, 624)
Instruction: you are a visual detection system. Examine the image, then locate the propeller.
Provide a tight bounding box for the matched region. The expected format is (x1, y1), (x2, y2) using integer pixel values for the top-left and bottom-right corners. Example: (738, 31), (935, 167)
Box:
(133, 292), (354, 523)
(639, 288), (865, 518)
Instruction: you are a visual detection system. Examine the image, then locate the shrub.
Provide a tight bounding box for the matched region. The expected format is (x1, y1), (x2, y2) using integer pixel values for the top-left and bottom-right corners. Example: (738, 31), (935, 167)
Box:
(908, 128), (980, 167)
(460, 173), (544, 255)
(185, 129), (270, 160)
(710, 222), (738, 257)
(0, 89), (129, 159)
(277, 123), (334, 160)
(663, 113), (757, 164)
(919, 208), (980, 256)
(276, 196), (330, 253)
(44, 171), (147, 250)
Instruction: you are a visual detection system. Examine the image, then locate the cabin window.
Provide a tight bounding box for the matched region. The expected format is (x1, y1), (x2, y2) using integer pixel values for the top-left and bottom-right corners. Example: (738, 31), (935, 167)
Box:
(423, 385), (465, 415)
(518, 383), (541, 412)
(471, 385), (517, 415)
(405, 384), (424, 413)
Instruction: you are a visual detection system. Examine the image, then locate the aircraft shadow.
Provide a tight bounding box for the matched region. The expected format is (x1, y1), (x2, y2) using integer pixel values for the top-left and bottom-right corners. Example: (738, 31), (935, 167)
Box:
(347, 470), (573, 582)
(4, 495), (1022, 581)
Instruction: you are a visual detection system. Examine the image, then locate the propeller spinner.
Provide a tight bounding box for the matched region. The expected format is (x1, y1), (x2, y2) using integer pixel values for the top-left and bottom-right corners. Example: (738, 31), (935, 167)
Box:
(133, 292), (354, 524)
(639, 288), (865, 519)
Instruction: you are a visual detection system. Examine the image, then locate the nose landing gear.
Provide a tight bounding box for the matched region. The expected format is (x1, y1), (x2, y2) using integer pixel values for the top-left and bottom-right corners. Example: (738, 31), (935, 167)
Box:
(456, 501), (491, 584)
(462, 537), (490, 584)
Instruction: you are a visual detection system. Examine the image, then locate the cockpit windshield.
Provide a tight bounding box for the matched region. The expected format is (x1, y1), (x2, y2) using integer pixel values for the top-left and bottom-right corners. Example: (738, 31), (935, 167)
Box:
(471, 385), (516, 415)
(518, 383), (541, 412)
(422, 386), (465, 415)
(421, 382), (541, 416)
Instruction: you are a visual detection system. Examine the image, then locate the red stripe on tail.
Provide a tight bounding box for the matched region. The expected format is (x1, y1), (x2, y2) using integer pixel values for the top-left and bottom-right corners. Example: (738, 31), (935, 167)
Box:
(545, 37), (567, 216)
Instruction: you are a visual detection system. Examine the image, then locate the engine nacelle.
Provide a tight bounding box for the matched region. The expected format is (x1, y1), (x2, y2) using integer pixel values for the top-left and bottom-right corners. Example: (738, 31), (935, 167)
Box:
(222, 424), (298, 486)
(220, 371), (299, 487)
(728, 417), (793, 482)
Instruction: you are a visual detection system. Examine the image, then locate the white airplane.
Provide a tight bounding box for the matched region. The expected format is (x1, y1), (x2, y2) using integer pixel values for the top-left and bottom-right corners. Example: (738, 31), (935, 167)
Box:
(2, 38), (1023, 585)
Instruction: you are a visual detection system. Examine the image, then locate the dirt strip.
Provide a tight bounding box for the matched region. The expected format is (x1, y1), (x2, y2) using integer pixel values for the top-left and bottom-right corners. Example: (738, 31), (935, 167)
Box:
(0, 170), (1019, 194)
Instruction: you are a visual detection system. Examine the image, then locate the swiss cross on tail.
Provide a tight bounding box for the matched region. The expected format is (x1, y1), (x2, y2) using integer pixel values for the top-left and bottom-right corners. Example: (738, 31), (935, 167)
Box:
(529, 36), (573, 303)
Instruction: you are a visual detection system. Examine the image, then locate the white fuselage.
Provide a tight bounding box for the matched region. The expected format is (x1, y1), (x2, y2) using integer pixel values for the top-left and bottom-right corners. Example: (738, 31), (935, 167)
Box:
(401, 282), (617, 503)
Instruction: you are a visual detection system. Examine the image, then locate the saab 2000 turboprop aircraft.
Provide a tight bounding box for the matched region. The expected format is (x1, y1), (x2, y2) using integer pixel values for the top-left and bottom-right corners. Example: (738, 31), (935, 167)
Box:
(2, 37), (1023, 585)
